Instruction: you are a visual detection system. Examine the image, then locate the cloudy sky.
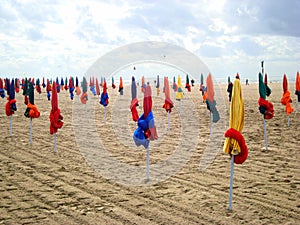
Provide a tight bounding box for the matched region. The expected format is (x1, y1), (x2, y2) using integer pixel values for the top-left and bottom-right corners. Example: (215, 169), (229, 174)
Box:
(0, 0), (299, 82)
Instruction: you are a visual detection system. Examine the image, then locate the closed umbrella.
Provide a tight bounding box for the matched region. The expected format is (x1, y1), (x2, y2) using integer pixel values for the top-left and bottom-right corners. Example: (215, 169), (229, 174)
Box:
(295, 71), (300, 110)
(280, 74), (293, 126)
(206, 74), (220, 138)
(223, 78), (248, 210)
(24, 81), (40, 144)
(119, 76), (124, 95)
(156, 75), (160, 96)
(80, 77), (88, 104)
(49, 81), (64, 153)
(95, 78), (100, 96)
(100, 80), (109, 124)
(69, 76), (75, 100)
(112, 77), (116, 89)
(75, 76), (81, 96)
(172, 76), (178, 92)
(258, 72), (274, 150)
(162, 76), (174, 134)
(185, 74), (191, 92)
(133, 82), (158, 182)
(130, 76), (139, 122)
(5, 79), (17, 136)
(0, 78), (5, 98)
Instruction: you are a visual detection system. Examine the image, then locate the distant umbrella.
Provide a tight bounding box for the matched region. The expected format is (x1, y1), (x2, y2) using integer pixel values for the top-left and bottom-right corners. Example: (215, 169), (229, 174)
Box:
(156, 75), (160, 96)
(130, 76), (139, 122)
(112, 77), (116, 89)
(5, 79), (17, 136)
(0, 78), (5, 98)
(185, 74), (191, 92)
(295, 71), (300, 104)
(69, 76), (75, 100)
(75, 76), (81, 96)
(281, 74), (293, 126)
(80, 77), (88, 104)
(119, 76), (124, 95)
(95, 78), (100, 96)
(172, 76), (178, 92)
(163, 77), (174, 134)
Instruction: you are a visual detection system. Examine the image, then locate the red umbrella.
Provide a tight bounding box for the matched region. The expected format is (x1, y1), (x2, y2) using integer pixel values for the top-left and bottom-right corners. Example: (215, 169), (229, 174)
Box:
(162, 77), (174, 113)
(49, 81), (64, 135)
(295, 71), (300, 103)
(0, 78), (5, 98)
(130, 76), (139, 122)
(95, 78), (100, 96)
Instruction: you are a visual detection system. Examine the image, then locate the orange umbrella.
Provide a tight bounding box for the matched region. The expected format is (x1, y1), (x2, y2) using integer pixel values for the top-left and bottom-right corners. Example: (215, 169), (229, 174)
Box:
(280, 74), (293, 116)
(162, 77), (174, 113)
(141, 76), (145, 93)
(95, 78), (100, 96)
(80, 77), (88, 104)
(119, 76), (124, 95)
(206, 73), (220, 123)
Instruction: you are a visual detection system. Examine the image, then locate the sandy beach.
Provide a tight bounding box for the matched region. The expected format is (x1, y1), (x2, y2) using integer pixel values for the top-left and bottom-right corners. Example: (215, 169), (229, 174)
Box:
(0, 81), (299, 225)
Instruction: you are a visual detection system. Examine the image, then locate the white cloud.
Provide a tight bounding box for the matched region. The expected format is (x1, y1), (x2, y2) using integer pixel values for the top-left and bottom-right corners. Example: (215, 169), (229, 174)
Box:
(0, 0), (299, 82)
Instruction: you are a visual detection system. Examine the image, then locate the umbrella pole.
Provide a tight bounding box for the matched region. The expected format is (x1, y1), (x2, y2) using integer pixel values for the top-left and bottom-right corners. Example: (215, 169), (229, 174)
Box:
(54, 133), (57, 153)
(179, 100), (182, 114)
(263, 118), (268, 150)
(210, 112), (212, 140)
(287, 116), (290, 127)
(228, 155), (234, 211)
(146, 147), (150, 183)
(104, 106), (106, 125)
(30, 118), (33, 144)
(167, 111), (170, 134)
(10, 115), (12, 136)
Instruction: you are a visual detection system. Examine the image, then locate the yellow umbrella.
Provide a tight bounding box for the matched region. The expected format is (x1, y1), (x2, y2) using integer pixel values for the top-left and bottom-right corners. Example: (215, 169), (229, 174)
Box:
(223, 78), (245, 157)
(223, 78), (248, 211)
(175, 75), (184, 100)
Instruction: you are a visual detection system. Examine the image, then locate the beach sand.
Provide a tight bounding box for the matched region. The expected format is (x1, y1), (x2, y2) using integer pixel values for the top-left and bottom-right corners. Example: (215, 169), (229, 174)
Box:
(0, 81), (299, 224)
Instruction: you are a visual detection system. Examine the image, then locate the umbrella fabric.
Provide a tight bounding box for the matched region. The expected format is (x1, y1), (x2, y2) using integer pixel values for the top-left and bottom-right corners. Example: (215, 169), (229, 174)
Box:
(172, 76), (178, 92)
(223, 78), (248, 164)
(24, 82), (40, 119)
(133, 83), (158, 148)
(258, 73), (274, 119)
(23, 78), (29, 105)
(227, 82), (233, 102)
(175, 75), (184, 100)
(35, 78), (41, 94)
(80, 77), (88, 104)
(280, 74), (293, 115)
(46, 79), (51, 101)
(100, 80), (109, 107)
(60, 77), (64, 91)
(90, 77), (96, 96)
(206, 74), (220, 123)
(0, 78), (5, 98)
(162, 77), (174, 113)
(130, 76), (139, 122)
(5, 79), (17, 116)
(49, 81), (64, 134)
(42, 77), (46, 88)
(64, 77), (68, 91)
(118, 76), (124, 95)
(112, 77), (116, 89)
(95, 78), (100, 96)
(264, 74), (272, 97)
(56, 77), (60, 93)
(295, 71), (300, 102)
(75, 76), (81, 95)
(156, 75), (160, 96)
(141, 76), (146, 93)
(69, 76), (75, 100)
(15, 78), (20, 93)
(185, 74), (191, 92)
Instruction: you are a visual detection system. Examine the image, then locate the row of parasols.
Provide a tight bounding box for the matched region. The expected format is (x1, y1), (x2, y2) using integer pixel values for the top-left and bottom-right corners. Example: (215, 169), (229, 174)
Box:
(1, 71), (299, 210)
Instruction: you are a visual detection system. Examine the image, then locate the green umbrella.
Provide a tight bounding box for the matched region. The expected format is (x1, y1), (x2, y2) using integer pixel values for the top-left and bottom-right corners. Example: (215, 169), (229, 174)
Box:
(259, 73), (266, 100)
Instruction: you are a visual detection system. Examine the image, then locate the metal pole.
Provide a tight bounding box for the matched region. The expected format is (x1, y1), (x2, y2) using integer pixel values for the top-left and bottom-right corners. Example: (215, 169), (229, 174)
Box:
(167, 111), (170, 134)
(146, 147), (150, 183)
(228, 155), (235, 211)
(263, 118), (268, 150)
(10, 115), (12, 136)
(30, 118), (32, 144)
(54, 133), (57, 153)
